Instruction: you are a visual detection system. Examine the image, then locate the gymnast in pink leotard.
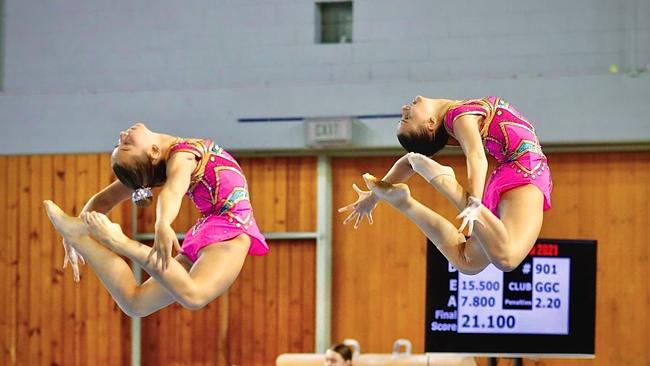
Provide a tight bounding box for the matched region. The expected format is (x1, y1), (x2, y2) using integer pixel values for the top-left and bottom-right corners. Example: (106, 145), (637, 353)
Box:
(165, 139), (268, 262)
(443, 96), (552, 216)
(339, 96), (552, 275)
(44, 123), (267, 316)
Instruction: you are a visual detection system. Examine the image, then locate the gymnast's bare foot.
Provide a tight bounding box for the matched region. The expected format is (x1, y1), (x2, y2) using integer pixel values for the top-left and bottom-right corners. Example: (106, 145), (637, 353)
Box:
(362, 173), (411, 209)
(407, 152), (456, 189)
(81, 211), (130, 254)
(43, 200), (87, 239)
(43, 201), (88, 282)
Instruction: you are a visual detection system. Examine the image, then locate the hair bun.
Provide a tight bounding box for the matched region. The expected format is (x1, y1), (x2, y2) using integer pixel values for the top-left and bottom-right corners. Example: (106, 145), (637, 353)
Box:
(132, 187), (153, 207)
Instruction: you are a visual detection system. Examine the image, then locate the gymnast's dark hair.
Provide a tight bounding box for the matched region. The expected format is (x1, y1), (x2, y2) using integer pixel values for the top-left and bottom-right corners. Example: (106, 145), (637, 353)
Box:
(397, 124), (449, 157)
(329, 343), (353, 361)
(112, 153), (167, 208)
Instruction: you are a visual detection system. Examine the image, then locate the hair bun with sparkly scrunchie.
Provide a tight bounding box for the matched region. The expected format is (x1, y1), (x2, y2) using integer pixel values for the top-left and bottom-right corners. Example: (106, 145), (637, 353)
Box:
(132, 187), (153, 207)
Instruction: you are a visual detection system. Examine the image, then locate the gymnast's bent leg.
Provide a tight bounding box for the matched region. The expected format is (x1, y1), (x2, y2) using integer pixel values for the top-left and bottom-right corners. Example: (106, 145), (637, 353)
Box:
(362, 176), (490, 274)
(44, 200), (250, 314)
(407, 154), (544, 271)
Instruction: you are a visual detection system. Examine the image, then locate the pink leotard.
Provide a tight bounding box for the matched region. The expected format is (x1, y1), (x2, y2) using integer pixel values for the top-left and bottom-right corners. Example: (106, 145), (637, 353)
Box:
(444, 96), (552, 216)
(168, 139), (268, 262)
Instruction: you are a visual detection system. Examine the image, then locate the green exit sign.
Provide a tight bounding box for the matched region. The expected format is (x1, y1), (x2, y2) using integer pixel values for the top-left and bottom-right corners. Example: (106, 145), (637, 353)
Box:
(305, 117), (356, 147)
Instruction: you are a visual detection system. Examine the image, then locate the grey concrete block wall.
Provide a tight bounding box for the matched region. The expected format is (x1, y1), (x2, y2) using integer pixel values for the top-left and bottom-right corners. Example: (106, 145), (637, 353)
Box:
(5, 0), (649, 93)
(0, 0), (649, 154)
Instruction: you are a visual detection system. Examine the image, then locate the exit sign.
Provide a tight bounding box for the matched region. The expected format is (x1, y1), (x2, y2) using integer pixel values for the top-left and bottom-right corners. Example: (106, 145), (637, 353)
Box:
(304, 117), (356, 147)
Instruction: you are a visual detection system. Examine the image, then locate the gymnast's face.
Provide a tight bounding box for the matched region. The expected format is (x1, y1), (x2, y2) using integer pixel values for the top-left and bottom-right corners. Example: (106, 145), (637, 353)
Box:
(324, 350), (351, 366)
(111, 123), (157, 167)
(396, 95), (437, 136)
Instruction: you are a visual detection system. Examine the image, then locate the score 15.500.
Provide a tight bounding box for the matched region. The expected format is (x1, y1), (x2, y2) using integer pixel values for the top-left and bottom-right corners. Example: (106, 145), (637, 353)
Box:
(461, 280), (500, 291)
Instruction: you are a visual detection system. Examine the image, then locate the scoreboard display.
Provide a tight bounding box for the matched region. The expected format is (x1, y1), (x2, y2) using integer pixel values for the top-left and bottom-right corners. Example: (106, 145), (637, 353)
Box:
(425, 239), (596, 356)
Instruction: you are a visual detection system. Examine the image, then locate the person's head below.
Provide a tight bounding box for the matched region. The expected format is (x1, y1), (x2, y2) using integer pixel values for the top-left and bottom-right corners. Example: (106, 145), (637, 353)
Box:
(324, 343), (353, 366)
(111, 123), (168, 208)
(396, 95), (451, 157)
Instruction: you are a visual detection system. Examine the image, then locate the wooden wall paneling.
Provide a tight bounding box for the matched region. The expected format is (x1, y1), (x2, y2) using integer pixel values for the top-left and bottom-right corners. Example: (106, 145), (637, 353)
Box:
(51, 155), (66, 366)
(28, 156), (43, 366)
(253, 246), (267, 366)
(264, 236), (279, 365)
(288, 241), (305, 353)
(301, 240), (316, 351)
(227, 258), (243, 365)
(16, 155), (31, 364)
(38, 155), (53, 366)
(1, 157), (18, 365)
(275, 240), (291, 358)
(0, 157), (6, 364)
(9, 156), (19, 365)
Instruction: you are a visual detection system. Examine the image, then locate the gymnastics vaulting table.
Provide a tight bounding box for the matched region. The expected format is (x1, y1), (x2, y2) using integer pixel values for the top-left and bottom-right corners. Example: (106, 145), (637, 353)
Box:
(277, 339), (475, 366)
(276, 353), (476, 366)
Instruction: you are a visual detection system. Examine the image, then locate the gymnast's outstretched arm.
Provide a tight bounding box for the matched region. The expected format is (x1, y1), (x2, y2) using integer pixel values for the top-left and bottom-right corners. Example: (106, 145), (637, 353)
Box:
(81, 179), (134, 214)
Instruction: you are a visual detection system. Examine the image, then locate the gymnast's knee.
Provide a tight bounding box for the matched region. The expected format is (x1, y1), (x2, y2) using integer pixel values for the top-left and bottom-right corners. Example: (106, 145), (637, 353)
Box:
(116, 290), (157, 318)
(123, 307), (149, 318)
(180, 299), (209, 311)
(177, 287), (211, 311)
(448, 240), (489, 275)
(119, 300), (153, 318)
(492, 255), (520, 272)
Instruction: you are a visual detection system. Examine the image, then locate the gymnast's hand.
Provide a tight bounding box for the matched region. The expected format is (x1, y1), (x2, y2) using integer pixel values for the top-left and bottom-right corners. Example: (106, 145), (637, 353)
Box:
(149, 223), (181, 271)
(456, 196), (484, 236)
(62, 239), (85, 282)
(338, 183), (379, 229)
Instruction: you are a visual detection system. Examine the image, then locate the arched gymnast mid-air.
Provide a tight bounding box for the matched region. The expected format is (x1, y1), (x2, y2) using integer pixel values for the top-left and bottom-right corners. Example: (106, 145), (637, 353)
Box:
(339, 96), (552, 274)
(45, 123), (268, 316)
